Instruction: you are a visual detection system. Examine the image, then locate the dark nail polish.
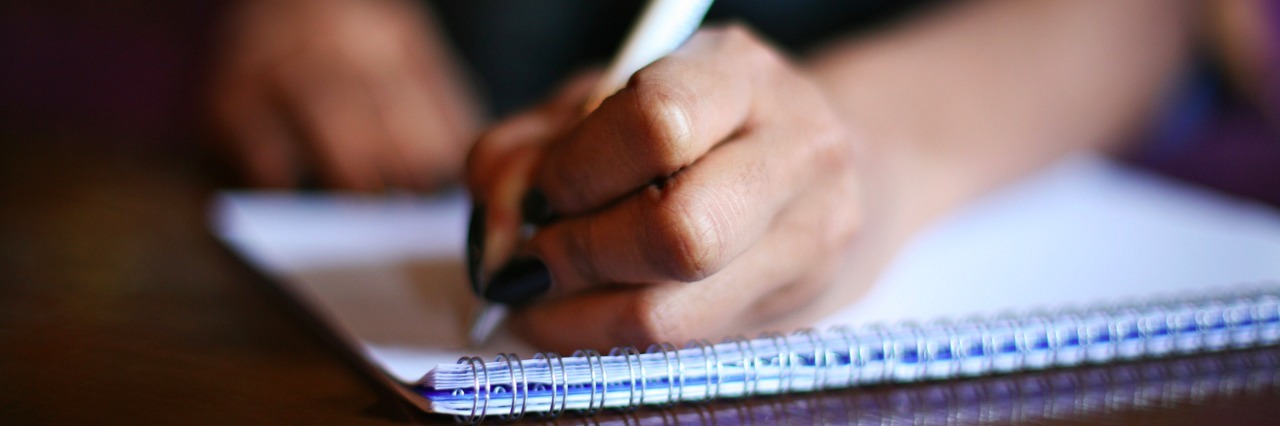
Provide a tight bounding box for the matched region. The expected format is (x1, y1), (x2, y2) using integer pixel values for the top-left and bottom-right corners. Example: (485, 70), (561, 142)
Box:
(484, 257), (551, 305)
(521, 188), (555, 226)
(466, 204), (485, 295)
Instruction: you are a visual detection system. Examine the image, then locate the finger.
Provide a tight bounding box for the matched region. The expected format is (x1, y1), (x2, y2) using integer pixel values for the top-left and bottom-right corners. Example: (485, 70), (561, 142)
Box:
(210, 82), (300, 188)
(404, 10), (485, 189)
(465, 113), (560, 200)
(465, 72), (604, 276)
(364, 59), (464, 191)
(526, 122), (828, 296)
(477, 144), (542, 275)
(512, 203), (837, 352)
(363, 19), (480, 190)
(466, 70), (601, 195)
(533, 26), (779, 216)
(273, 52), (388, 191)
(366, 73), (431, 191)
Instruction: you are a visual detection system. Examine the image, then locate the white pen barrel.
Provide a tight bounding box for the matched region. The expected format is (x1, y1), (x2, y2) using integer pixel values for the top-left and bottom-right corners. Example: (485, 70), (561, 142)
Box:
(583, 0), (714, 112)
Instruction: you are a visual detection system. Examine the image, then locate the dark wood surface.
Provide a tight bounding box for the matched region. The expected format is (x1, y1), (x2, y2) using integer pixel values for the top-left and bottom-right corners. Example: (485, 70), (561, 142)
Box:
(0, 138), (423, 424)
(3, 136), (1280, 425)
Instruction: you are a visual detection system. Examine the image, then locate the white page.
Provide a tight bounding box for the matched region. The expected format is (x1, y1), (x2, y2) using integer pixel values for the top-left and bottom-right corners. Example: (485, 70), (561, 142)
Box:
(211, 154), (1280, 384)
(212, 189), (534, 382)
(817, 155), (1280, 328)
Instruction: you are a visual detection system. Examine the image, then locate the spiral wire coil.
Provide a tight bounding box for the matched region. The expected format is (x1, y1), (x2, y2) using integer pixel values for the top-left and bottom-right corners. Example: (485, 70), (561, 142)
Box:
(436, 286), (1280, 423)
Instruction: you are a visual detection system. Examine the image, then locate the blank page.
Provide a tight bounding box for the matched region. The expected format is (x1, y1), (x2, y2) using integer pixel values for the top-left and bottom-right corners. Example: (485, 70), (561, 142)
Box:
(211, 154), (1280, 384)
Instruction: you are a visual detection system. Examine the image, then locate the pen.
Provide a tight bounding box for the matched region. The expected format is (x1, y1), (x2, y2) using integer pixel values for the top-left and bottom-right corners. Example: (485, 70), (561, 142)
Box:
(467, 0), (715, 346)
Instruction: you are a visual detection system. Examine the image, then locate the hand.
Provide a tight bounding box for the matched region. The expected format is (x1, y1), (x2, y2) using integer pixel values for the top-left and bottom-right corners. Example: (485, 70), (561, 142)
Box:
(207, 0), (480, 191)
(467, 25), (865, 352)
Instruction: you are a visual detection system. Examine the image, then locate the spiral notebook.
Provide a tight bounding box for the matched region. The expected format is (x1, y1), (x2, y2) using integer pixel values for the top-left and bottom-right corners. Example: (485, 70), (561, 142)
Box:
(211, 154), (1280, 420)
(421, 287), (1280, 421)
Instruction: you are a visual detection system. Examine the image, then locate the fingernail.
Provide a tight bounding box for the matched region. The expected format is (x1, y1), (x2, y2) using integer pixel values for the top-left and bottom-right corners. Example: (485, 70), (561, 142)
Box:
(466, 204), (486, 295)
(484, 257), (551, 305)
(521, 188), (556, 226)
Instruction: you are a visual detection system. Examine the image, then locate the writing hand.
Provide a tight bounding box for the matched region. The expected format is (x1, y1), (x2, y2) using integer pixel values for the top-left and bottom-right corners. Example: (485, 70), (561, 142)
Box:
(468, 26), (863, 352)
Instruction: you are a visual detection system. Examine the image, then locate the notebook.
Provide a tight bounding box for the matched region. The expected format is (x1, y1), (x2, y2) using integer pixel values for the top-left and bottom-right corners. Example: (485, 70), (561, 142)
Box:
(421, 288), (1280, 420)
(210, 154), (1280, 420)
(519, 347), (1280, 425)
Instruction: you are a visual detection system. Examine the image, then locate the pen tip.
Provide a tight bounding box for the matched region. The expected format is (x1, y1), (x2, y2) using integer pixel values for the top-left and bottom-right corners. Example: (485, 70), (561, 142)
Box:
(468, 304), (508, 347)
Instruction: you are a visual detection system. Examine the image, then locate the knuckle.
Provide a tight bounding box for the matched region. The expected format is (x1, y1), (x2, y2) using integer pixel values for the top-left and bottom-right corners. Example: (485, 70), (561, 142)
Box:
(718, 22), (754, 41)
(804, 134), (862, 253)
(717, 23), (779, 70)
(751, 280), (824, 325)
(569, 218), (608, 283)
(830, 174), (865, 248)
(617, 290), (692, 345)
(815, 202), (860, 254)
(804, 167), (863, 255)
(545, 151), (595, 208)
(646, 186), (729, 282)
(809, 118), (852, 168)
(788, 82), (854, 174)
(831, 215), (861, 251)
(718, 23), (760, 53)
(627, 70), (696, 174)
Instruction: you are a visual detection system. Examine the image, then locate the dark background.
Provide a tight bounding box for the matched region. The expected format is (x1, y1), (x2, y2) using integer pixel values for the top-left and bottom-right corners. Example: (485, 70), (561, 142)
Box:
(3, 1), (1278, 201)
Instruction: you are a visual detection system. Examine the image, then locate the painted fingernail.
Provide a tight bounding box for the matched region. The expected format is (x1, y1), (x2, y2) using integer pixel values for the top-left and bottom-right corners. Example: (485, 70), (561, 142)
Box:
(521, 188), (556, 226)
(466, 203), (485, 295)
(484, 257), (551, 305)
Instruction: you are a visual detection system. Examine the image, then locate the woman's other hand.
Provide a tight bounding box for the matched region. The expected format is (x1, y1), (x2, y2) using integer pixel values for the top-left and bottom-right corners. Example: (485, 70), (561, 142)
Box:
(208, 0), (481, 191)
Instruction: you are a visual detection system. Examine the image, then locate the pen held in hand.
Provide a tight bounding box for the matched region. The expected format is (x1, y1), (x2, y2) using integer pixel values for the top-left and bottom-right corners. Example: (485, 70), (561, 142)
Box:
(583, 0), (717, 113)
(465, 0), (714, 347)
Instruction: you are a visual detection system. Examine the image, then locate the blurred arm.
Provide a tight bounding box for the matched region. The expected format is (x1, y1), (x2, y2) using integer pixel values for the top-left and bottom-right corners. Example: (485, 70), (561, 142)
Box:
(807, 0), (1195, 237)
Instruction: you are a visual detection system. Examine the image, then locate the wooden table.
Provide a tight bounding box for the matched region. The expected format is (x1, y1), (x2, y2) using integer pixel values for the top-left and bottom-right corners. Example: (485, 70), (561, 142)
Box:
(3, 136), (1280, 424)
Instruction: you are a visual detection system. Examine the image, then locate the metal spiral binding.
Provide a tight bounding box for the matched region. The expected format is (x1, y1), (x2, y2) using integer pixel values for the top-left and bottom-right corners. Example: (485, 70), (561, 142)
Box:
(1138, 294), (1171, 353)
(456, 356), (488, 425)
(830, 325), (861, 388)
(925, 318), (960, 378)
(571, 349), (606, 414)
(1172, 299), (1201, 354)
(1200, 298), (1228, 352)
(895, 321), (925, 379)
(1049, 307), (1082, 366)
(438, 286), (1280, 423)
(993, 314), (1026, 373)
(531, 352), (568, 418)
(646, 342), (683, 406)
(492, 353), (527, 421)
(762, 332), (794, 394)
(685, 339), (721, 400)
(610, 346), (644, 411)
(869, 323), (892, 384)
(723, 335), (760, 397)
(796, 328), (826, 391)
(1022, 311), (1054, 369)
(1247, 291), (1278, 346)
(1111, 305), (1139, 358)
(1232, 296), (1258, 348)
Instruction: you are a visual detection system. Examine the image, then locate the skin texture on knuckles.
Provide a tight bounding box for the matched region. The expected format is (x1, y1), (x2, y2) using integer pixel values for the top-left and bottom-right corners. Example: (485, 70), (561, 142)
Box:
(469, 25), (865, 351)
